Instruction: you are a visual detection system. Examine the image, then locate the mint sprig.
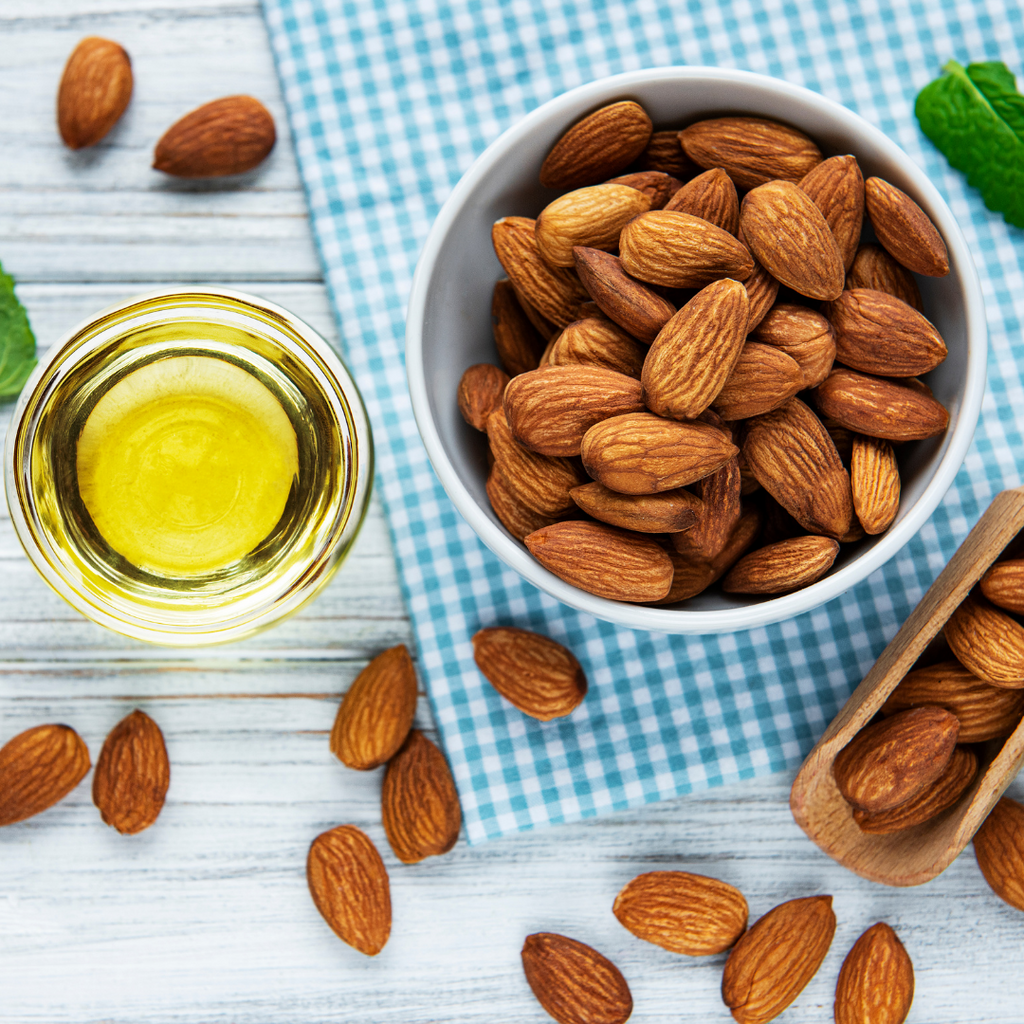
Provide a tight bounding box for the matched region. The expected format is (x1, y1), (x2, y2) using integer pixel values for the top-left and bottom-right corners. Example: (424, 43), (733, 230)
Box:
(0, 261), (37, 398)
(915, 60), (1024, 228)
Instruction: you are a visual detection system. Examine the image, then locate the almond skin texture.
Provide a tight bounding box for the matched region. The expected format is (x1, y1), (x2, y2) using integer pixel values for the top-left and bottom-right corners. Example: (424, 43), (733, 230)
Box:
(979, 559), (1024, 615)
(572, 248), (676, 343)
(722, 535), (839, 595)
(540, 101), (652, 190)
(722, 895), (836, 1024)
(852, 745), (978, 834)
(973, 796), (1024, 912)
(582, 413), (738, 495)
(525, 521), (674, 603)
(670, 445), (741, 563)
(865, 177), (949, 277)
(834, 923), (914, 1024)
(799, 155), (865, 270)
(154, 95), (275, 177)
(472, 627), (587, 721)
(536, 184), (652, 267)
(330, 645), (418, 771)
(493, 217), (588, 328)
(642, 279), (749, 420)
(92, 710), (170, 835)
(851, 434), (900, 535)
(944, 595), (1024, 687)
(607, 170), (684, 209)
(570, 482), (701, 534)
(664, 167), (740, 234)
(548, 318), (645, 378)
(486, 465), (561, 541)
(381, 729), (461, 864)
(504, 365), (645, 457)
(832, 706), (960, 813)
(0, 724), (91, 827)
(633, 129), (697, 178)
(619, 210), (754, 289)
(825, 288), (947, 377)
(740, 180), (845, 301)
(521, 932), (633, 1024)
(815, 369), (949, 442)
(737, 226), (780, 333)
(742, 397), (853, 540)
(492, 279), (547, 375)
(679, 116), (822, 189)
(847, 244), (923, 312)
(307, 825), (391, 956)
(613, 870), (748, 956)
(750, 304), (835, 389)
(458, 364), (510, 431)
(514, 283), (560, 342)
(713, 341), (803, 421)
(881, 660), (1024, 743)
(57, 37), (133, 149)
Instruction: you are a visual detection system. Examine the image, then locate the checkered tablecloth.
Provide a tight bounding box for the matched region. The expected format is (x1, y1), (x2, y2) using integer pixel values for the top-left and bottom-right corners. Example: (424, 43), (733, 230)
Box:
(260, 0), (1024, 844)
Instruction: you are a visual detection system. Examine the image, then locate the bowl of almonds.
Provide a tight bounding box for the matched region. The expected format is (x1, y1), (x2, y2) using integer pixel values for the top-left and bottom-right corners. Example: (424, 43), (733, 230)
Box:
(406, 66), (986, 633)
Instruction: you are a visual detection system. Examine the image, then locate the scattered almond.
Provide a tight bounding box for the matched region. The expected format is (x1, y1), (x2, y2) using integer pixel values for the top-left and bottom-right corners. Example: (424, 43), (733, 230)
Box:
(834, 922), (914, 1024)
(57, 37), (133, 149)
(0, 724), (91, 827)
(973, 796), (1024, 912)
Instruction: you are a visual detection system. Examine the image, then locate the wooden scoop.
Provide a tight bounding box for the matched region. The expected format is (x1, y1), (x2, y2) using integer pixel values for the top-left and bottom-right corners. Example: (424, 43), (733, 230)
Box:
(791, 487), (1024, 886)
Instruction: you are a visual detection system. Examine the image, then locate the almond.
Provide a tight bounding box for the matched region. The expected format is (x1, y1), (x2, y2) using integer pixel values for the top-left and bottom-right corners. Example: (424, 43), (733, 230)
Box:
(514, 283), (561, 340)
(851, 434), (900, 535)
(581, 413), (737, 494)
(852, 745), (978, 834)
(834, 923), (914, 1024)
(307, 825), (391, 956)
(472, 627), (587, 720)
(741, 397), (853, 540)
(547, 318), (645, 378)
(492, 279), (547, 375)
(381, 729), (461, 864)
(832, 706), (960, 813)
(750, 304), (835, 389)
(153, 95), (276, 177)
(944, 594), (1024, 687)
(721, 895), (836, 1024)
(722, 535), (839, 594)
(865, 177), (949, 277)
(572, 248), (676, 343)
(670, 449), (741, 562)
(458, 364), (510, 431)
(330, 645), (418, 771)
(57, 37), (133, 149)
(881, 660), (1024, 743)
(487, 407), (585, 516)
(739, 180), (845, 301)
(503, 365), (645, 457)
(486, 464), (562, 541)
(679, 116), (822, 189)
(521, 932), (633, 1024)
(540, 101), (653, 190)
(641, 279), (749, 420)
(536, 184), (652, 266)
(737, 226), (780, 333)
(633, 129), (697, 178)
(979, 559), (1024, 615)
(570, 482), (701, 534)
(0, 724), (91, 827)
(814, 369), (949, 442)
(664, 167), (740, 234)
(653, 552), (719, 604)
(619, 210), (754, 289)
(798, 154), (864, 270)
(606, 170), (683, 209)
(525, 520), (674, 602)
(92, 710), (170, 835)
(824, 288), (947, 377)
(847, 244), (923, 312)
(712, 342), (803, 421)
(973, 796), (1024, 912)
(613, 870), (748, 956)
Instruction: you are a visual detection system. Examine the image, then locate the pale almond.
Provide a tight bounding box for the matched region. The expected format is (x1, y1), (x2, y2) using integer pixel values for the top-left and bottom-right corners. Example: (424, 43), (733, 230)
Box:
(536, 184), (652, 267)
(851, 434), (900, 535)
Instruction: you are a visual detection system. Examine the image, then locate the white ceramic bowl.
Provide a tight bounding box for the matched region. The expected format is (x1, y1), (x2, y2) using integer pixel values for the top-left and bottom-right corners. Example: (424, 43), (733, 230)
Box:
(406, 67), (986, 635)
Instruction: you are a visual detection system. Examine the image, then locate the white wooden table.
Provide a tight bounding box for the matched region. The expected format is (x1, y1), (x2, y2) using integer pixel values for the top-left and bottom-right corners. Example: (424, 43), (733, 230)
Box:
(2, 4), (1021, 1021)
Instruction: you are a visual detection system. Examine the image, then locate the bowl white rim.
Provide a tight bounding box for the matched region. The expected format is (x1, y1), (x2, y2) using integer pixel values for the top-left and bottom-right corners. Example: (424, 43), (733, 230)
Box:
(406, 66), (987, 635)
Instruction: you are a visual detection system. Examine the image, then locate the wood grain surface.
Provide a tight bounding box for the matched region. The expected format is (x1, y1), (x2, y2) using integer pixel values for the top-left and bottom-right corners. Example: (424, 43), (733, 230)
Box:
(1, 3), (1022, 1022)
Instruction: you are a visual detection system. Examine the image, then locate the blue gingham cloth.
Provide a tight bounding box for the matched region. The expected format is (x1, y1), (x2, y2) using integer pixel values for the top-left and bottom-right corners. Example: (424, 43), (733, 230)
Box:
(261, 0), (1024, 844)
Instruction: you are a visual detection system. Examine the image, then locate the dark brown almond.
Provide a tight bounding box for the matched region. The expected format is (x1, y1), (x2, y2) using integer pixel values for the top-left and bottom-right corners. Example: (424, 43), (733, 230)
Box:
(847, 244), (924, 312)
(799, 155), (865, 270)
(536, 184), (652, 267)
(722, 535), (839, 594)
(607, 170), (684, 209)
(458, 364), (510, 431)
(944, 595), (1024, 687)
(547, 318), (646, 378)
(834, 923), (914, 1024)
(664, 167), (739, 234)
(979, 559), (1024, 615)
(486, 465), (561, 541)
(669, 451), (741, 563)
(865, 177), (949, 277)
(633, 129), (697, 177)
(492, 279), (547, 375)
(57, 37), (133, 149)
(973, 796), (1024, 911)
(713, 342), (803, 421)
(525, 521), (674, 602)
(751, 303), (835, 389)
(0, 724), (91, 827)
(570, 482), (701, 534)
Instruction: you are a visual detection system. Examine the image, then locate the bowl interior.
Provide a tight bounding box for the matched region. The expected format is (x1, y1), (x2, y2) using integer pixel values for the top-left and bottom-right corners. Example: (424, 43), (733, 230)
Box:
(411, 69), (984, 633)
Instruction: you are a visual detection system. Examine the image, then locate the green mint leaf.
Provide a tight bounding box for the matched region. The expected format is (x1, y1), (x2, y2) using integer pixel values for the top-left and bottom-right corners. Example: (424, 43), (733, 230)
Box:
(0, 261), (37, 398)
(967, 61), (1024, 144)
(915, 59), (1024, 229)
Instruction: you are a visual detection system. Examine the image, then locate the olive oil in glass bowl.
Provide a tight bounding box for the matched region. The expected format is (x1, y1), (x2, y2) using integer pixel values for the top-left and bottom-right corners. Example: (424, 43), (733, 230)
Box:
(5, 289), (372, 646)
